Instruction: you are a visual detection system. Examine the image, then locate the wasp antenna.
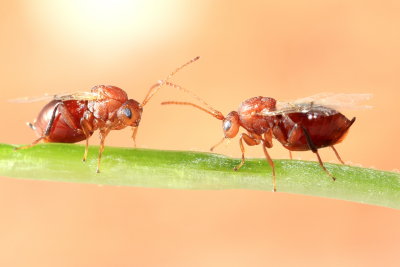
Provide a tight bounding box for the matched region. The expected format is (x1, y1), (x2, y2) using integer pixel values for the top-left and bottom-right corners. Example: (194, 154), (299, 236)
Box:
(142, 56), (200, 106)
(161, 101), (224, 120)
(210, 137), (226, 152)
(164, 56), (200, 81)
(163, 81), (223, 117)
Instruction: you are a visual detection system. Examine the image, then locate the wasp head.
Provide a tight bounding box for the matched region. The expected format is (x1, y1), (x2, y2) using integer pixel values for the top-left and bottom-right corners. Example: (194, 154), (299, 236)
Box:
(222, 111), (240, 138)
(117, 99), (143, 128)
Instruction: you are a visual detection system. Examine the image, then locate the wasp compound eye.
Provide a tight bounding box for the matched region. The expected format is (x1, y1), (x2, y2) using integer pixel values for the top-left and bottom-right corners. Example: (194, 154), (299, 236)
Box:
(123, 108), (132, 119)
(223, 120), (232, 131)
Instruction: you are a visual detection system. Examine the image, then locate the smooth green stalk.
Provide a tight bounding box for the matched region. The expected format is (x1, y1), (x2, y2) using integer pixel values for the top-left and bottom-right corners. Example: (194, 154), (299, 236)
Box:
(0, 143), (399, 209)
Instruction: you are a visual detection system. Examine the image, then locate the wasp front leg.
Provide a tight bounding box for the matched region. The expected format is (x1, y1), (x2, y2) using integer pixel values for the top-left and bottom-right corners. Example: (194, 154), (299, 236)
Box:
(234, 132), (262, 171)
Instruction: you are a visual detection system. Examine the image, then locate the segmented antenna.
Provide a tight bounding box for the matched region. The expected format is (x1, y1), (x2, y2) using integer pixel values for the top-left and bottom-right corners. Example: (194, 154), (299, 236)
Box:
(161, 101), (224, 120)
(210, 137), (225, 151)
(141, 56), (200, 106)
(163, 81), (224, 120)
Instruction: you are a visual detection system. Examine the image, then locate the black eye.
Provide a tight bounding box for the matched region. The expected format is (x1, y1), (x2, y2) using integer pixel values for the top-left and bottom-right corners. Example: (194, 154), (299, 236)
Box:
(123, 108), (132, 119)
(223, 120), (232, 131)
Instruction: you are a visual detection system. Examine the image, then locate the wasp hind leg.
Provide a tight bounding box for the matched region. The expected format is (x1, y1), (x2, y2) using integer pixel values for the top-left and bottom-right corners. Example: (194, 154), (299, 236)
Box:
(330, 145), (345, 165)
(301, 126), (336, 181)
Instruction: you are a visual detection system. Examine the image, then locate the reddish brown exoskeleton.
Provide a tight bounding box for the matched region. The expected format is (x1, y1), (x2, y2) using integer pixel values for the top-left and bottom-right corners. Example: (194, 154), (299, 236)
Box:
(162, 88), (371, 191)
(15, 57), (199, 172)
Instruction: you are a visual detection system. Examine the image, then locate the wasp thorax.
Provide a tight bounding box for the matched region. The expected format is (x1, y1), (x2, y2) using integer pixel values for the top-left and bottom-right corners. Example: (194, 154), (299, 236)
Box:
(117, 99), (143, 127)
(223, 111), (240, 138)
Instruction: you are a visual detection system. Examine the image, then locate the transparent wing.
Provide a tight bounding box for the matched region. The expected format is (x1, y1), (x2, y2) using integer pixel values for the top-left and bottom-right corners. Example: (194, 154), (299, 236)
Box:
(261, 93), (373, 116)
(53, 92), (103, 101)
(9, 91), (103, 103)
(290, 92), (373, 110)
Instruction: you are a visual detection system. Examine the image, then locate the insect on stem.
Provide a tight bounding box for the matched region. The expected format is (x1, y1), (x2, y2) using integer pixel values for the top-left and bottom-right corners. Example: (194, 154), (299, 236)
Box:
(16, 57), (201, 173)
(161, 85), (367, 191)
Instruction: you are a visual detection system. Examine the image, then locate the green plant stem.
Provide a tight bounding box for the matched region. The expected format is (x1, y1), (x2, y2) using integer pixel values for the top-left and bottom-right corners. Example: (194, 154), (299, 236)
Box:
(0, 143), (399, 209)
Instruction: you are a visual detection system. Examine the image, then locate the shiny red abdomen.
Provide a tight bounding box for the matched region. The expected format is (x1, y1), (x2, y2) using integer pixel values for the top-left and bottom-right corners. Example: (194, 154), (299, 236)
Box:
(277, 109), (354, 151)
(33, 100), (88, 143)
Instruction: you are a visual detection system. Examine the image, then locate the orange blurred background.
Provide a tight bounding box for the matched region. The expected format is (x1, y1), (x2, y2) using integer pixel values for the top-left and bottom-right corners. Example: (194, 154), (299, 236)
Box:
(1, 1), (399, 266)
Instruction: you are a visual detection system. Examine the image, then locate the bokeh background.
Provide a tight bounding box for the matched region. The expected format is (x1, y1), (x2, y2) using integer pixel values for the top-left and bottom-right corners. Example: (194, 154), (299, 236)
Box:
(1, 0), (399, 266)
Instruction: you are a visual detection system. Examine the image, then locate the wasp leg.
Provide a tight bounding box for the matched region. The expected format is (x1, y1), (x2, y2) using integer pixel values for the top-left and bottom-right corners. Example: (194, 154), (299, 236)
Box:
(80, 118), (93, 162)
(262, 142), (276, 192)
(96, 128), (111, 173)
(234, 133), (261, 171)
(132, 127), (138, 148)
(302, 126), (336, 181)
(262, 129), (277, 191)
(289, 151), (293, 160)
(16, 102), (63, 150)
(330, 145), (345, 164)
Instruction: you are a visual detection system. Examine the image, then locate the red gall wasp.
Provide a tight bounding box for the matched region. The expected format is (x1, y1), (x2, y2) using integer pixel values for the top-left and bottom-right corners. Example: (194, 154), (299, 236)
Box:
(15, 57), (199, 172)
(162, 85), (371, 192)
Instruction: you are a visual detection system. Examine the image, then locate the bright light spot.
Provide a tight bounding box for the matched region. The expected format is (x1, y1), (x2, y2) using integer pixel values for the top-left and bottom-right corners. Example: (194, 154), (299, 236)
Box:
(23, 0), (188, 60)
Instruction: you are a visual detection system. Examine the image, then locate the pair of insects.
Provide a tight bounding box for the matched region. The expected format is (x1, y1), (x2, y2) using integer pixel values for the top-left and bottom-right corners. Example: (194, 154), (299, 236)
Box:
(16, 57), (369, 191)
